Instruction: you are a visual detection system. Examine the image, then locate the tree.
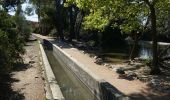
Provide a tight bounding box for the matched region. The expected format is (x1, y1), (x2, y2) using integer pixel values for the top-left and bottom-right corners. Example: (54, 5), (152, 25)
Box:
(0, 10), (25, 73)
(54, 0), (65, 40)
(0, 0), (30, 73)
(65, 0), (170, 74)
(14, 2), (32, 41)
(142, 0), (159, 74)
(30, 0), (67, 38)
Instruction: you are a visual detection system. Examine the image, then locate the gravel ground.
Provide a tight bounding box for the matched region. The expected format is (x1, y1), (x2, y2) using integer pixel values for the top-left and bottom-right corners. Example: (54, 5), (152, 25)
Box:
(0, 40), (45, 100)
(12, 40), (45, 100)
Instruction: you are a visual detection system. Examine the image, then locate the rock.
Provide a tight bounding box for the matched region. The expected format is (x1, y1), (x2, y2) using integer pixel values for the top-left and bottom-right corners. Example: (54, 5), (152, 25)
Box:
(124, 72), (138, 80)
(108, 65), (114, 69)
(110, 65), (115, 68)
(149, 79), (160, 86)
(59, 46), (63, 48)
(29, 60), (35, 64)
(161, 86), (170, 93)
(113, 67), (125, 74)
(103, 63), (109, 67)
(35, 76), (39, 78)
(138, 75), (149, 82)
(108, 66), (112, 69)
(82, 51), (85, 54)
(147, 79), (170, 93)
(94, 58), (104, 65)
(118, 74), (134, 80)
(94, 56), (98, 59)
(127, 72), (137, 78)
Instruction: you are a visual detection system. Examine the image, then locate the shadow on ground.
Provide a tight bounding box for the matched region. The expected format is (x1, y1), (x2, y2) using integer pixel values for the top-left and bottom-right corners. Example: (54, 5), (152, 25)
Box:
(129, 89), (170, 100)
(13, 63), (30, 72)
(0, 63), (30, 100)
(0, 74), (24, 100)
(100, 81), (170, 100)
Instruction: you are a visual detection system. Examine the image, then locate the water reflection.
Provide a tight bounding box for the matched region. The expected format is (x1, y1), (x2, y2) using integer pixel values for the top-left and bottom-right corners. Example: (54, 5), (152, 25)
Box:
(139, 42), (152, 59)
(129, 41), (170, 59)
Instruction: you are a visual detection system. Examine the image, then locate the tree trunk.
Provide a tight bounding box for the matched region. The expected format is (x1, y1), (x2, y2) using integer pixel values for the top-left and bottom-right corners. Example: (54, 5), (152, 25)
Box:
(37, 2), (42, 34)
(75, 11), (84, 40)
(68, 5), (75, 42)
(149, 5), (161, 74)
(129, 33), (138, 60)
(55, 0), (64, 41)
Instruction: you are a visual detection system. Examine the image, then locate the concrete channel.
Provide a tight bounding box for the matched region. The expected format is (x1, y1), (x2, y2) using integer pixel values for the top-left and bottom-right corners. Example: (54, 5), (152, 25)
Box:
(39, 41), (64, 100)
(36, 34), (129, 100)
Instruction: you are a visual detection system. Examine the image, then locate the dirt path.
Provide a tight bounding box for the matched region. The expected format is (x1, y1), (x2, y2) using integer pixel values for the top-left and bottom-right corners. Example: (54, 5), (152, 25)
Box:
(3, 41), (45, 100)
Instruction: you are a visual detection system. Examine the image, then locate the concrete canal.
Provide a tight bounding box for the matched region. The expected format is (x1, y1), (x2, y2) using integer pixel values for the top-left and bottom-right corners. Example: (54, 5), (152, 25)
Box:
(45, 48), (96, 100)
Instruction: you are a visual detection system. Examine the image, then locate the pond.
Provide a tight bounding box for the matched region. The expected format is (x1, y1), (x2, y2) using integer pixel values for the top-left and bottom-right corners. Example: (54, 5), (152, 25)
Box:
(103, 41), (170, 63)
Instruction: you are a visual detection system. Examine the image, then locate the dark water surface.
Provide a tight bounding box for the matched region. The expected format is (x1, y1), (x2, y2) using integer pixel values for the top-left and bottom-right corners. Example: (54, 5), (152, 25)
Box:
(109, 41), (170, 60)
(45, 49), (96, 100)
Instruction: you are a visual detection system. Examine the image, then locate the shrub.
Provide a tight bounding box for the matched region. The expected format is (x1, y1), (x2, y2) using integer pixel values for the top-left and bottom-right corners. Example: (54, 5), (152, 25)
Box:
(0, 11), (25, 74)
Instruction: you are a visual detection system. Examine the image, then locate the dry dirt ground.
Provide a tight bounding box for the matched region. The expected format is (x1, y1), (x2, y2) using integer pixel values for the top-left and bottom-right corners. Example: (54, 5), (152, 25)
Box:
(0, 40), (45, 100)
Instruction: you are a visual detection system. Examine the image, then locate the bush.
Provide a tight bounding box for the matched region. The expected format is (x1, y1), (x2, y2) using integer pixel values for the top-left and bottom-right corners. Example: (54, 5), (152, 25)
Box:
(13, 13), (32, 41)
(0, 11), (25, 73)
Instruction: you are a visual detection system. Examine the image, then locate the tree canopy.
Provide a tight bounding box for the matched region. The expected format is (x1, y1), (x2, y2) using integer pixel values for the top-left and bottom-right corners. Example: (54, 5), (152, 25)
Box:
(65, 0), (169, 33)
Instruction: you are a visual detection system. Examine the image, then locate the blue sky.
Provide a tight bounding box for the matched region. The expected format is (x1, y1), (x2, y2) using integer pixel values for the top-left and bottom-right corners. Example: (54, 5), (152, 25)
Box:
(8, 2), (38, 22)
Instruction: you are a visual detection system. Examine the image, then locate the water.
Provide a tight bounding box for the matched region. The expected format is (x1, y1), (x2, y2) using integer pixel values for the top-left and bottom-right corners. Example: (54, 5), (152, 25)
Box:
(138, 42), (169, 59)
(138, 42), (152, 59)
(45, 49), (96, 100)
(107, 41), (170, 60)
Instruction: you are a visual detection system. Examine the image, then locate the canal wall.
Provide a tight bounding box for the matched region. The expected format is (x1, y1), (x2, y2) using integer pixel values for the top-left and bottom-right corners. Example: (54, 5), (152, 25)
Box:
(34, 34), (129, 100)
(39, 41), (65, 100)
(52, 43), (130, 100)
(52, 44), (103, 100)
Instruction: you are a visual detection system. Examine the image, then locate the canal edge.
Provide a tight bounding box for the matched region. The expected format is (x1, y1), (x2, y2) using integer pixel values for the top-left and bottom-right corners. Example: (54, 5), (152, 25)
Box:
(38, 40), (65, 100)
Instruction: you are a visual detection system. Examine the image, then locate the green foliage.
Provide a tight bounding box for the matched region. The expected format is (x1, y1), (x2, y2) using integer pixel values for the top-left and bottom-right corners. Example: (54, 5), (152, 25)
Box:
(64, 0), (170, 74)
(87, 40), (95, 47)
(30, 0), (57, 35)
(65, 0), (169, 35)
(14, 3), (32, 41)
(14, 14), (31, 40)
(0, 10), (25, 73)
(65, 0), (146, 33)
(156, 0), (170, 36)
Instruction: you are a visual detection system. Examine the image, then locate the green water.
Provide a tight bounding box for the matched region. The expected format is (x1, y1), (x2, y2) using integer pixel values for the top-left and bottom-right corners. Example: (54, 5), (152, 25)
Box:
(45, 49), (96, 100)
